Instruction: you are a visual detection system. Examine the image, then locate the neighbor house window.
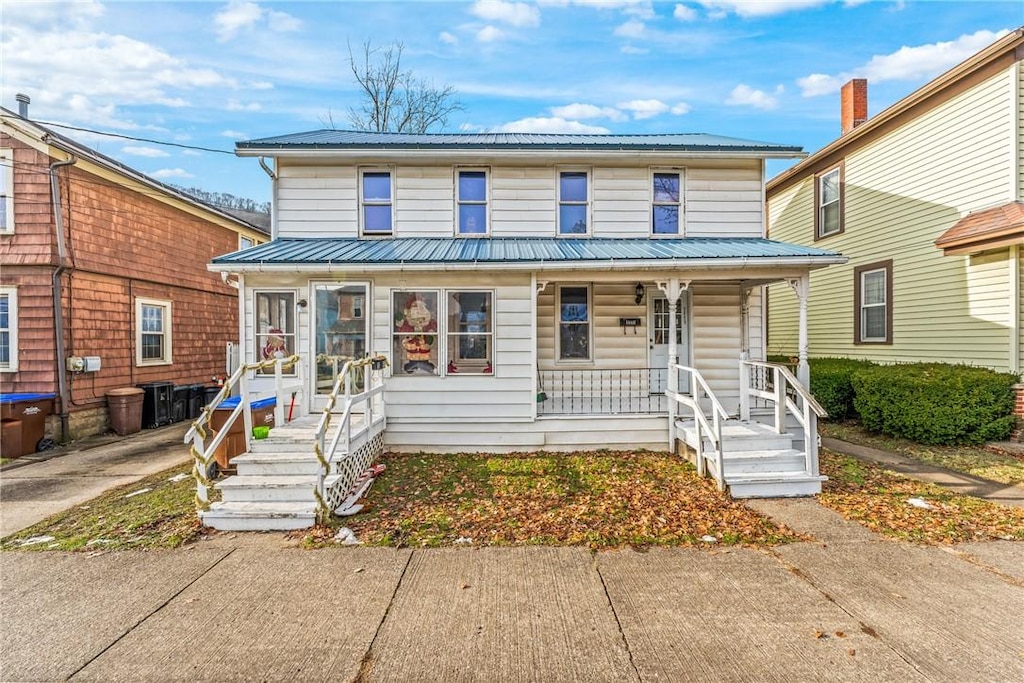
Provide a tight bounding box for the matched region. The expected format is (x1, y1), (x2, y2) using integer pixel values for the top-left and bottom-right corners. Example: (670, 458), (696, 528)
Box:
(240, 235), (254, 250)
(136, 298), (172, 366)
(393, 290), (440, 375)
(457, 169), (488, 235)
(815, 165), (843, 239)
(0, 148), (12, 234)
(854, 260), (892, 344)
(558, 285), (591, 361)
(255, 291), (296, 373)
(558, 170), (589, 235)
(361, 170), (393, 235)
(0, 287), (18, 371)
(447, 291), (493, 374)
(652, 171), (681, 235)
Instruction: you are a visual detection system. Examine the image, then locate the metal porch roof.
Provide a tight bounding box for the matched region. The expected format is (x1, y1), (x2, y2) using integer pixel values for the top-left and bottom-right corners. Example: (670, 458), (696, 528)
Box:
(212, 237), (842, 268)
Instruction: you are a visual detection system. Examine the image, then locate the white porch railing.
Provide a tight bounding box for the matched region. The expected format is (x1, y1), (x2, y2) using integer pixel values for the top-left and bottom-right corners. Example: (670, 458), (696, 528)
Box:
(739, 360), (827, 476)
(184, 355), (303, 510)
(667, 364), (729, 490)
(311, 355), (389, 522)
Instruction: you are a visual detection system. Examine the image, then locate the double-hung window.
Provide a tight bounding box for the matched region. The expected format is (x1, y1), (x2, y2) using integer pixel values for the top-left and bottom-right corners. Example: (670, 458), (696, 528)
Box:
(457, 169), (488, 235)
(854, 260), (892, 344)
(816, 165), (843, 239)
(136, 298), (172, 366)
(557, 285), (591, 361)
(558, 170), (589, 235)
(255, 291), (296, 373)
(361, 170), (393, 235)
(0, 148), (13, 234)
(447, 291), (493, 374)
(0, 287), (17, 371)
(652, 171), (681, 235)
(391, 289), (495, 376)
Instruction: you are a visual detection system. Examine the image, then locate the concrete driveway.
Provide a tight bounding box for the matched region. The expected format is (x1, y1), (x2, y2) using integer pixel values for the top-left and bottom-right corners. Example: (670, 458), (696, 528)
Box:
(2, 500), (1022, 682)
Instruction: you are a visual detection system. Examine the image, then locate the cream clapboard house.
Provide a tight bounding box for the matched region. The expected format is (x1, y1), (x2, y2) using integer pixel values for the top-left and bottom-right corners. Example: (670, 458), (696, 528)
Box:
(196, 131), (846, 530)
(767, 29), (1024, 387)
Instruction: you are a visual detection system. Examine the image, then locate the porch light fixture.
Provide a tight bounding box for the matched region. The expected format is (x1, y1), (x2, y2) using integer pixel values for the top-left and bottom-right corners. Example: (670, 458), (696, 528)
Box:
(634, 283), (645, 305)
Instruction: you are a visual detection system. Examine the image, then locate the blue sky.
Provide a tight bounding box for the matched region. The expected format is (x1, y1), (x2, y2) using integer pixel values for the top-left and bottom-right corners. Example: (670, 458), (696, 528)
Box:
(3, 1), (1021, 203)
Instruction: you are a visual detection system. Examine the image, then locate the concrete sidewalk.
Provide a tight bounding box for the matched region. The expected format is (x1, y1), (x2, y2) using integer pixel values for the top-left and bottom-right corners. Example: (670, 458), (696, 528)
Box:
(2, 502), (1022, 682)
(0, 424), (192, 537)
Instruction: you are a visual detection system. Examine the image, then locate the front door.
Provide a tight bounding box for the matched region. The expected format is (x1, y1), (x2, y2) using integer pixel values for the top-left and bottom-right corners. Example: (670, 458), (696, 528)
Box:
(311, 282), (369, 410)
(649, 293), (689, 393)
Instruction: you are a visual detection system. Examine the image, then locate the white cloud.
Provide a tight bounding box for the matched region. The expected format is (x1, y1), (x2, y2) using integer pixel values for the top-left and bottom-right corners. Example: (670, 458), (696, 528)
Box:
(550, 103), (628, 122)
(440, 31), (459, 45)
(620, 45), (649, 54)
(541, 0), (655, 18)
(697, 0), (829, 18)
(182, 150), (203, 157)
(226, 99), (262, 112)
(214, 1), (301, 42)
(673, 4), (698, 21)
(726, 84), (781, 110)
(122, 146), (170, 158)
(617, 99), (669, 119)
(614, 19), (646, 38)
(670, 102), (692, 115)
(248, 81), (274, 91)
(493, 117), (611, 134)
(221, 130), (248, 139)
(150, 168), (194, 179)
(470, 0), (541, 27)
(476, 25), (506, 42)
(798, 29), (1009, 97)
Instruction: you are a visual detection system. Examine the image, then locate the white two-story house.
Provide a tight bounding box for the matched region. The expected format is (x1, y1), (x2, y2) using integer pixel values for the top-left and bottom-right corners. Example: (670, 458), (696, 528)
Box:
(199, 131), (846, 529)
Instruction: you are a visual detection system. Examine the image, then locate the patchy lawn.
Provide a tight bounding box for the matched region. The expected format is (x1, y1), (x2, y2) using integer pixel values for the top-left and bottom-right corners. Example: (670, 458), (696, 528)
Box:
(820, 421), (1024, 486)
(0, 463), (205, 552)
(304, 450), (803, 549)
(818, 450), (1024, 544)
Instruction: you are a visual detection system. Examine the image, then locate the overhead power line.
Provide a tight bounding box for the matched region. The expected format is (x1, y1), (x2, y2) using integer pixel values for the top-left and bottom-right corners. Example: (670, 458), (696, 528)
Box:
(32, 120), (238, 155)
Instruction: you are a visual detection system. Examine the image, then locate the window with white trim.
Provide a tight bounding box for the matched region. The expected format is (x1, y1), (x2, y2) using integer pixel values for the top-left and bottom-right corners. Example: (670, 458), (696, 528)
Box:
(652, 171), (681, 235)
(0, 148), (13, 234)
(390, 289), (495, 376)
(557, 285), (591, 361)
(136, 298), (172, 366)
(457, 169), (488, 235)
(240, 235), (254, 250)
(447, 291), (493, 374)
(816, 166), (843, 239)
(361, 169), (393, 235)
(558, 170), (589, 235)
(0, 287), (18, 371)
(255, 291), (296, 373)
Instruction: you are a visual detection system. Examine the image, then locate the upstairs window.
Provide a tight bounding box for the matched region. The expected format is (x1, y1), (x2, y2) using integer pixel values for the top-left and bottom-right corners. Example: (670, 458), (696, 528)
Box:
(457, 170), (488, 235)
(240, 235), (254, 250)
(854, 260), (892, 344)
(558, 170), (589, 235)
(652, 172), (681, 235)
(0, 287), (17, 371)
(361, 170), (393, 235)
(816, 165), (843, 239)
(136, 298), (172, 366)
(0, 148), (12, 234)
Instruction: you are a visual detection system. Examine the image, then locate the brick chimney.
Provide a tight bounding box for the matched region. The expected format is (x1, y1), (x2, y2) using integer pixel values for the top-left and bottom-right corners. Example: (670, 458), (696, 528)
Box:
(841, 79), (868, 135)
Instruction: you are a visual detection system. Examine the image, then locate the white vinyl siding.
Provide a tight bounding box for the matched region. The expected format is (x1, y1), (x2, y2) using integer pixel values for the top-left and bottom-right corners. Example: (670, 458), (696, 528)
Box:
(276, 165), (359, 237)
(395, 166), (453, 237)
(769, 67), (1018, 371)
(490, 167), (556, 237)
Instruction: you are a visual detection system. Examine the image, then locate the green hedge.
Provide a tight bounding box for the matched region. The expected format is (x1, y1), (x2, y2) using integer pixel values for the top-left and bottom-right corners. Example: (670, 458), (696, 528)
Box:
(851, 363), (1018, 445)
(809, 357), (878, 421)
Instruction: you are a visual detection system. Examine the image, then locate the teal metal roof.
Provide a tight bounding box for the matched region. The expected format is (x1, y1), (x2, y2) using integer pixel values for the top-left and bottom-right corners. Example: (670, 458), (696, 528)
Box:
(237, 130), (802, 154)
(213, 237), (842, 267)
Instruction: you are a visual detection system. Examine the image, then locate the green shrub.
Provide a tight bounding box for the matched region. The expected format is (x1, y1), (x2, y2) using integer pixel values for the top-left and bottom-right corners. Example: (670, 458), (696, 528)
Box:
(851, 363), (1018, 445)
(809, 357), (878, 421)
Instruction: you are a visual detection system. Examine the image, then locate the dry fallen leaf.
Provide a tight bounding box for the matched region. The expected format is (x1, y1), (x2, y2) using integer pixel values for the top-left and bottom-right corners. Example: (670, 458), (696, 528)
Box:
(835, 631), (846, 638)
(813, 630), (825, 640)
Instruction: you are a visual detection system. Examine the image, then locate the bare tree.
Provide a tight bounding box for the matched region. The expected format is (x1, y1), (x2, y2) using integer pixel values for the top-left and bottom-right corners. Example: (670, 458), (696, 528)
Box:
(344, 40), (462, 133)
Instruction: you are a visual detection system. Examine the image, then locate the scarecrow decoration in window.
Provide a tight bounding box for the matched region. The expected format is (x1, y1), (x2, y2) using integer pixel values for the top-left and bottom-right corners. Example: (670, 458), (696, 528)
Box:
(393, 291), (438, 375)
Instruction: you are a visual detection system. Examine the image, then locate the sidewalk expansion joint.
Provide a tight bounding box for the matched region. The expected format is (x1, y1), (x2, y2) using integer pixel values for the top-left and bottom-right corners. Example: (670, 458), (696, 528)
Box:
(67, 546), (238, 679)
(593, 555), (642, 683)
(760, 547), (932, 681)
(353, 549), (414, 683)
(937, 546), (1024, 588)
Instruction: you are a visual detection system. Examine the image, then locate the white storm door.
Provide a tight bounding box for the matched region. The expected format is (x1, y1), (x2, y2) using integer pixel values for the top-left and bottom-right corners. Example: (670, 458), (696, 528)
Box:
(311, 282), (370, 410)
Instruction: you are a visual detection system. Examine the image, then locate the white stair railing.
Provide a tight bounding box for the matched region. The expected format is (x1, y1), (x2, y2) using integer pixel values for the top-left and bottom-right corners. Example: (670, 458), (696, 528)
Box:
(739, 360), (827, 476)
(184, 355), (302, 511)
(312, 355), (389, 522)
(667, 364), (729, 490)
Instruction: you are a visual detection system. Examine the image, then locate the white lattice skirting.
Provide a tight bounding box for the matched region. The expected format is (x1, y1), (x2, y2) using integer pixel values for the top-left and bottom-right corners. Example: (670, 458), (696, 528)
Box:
(324, 431), (385, 510)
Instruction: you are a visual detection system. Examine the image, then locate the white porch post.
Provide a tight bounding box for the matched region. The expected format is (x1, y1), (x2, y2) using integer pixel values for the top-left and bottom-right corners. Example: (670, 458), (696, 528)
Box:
(787, 274), (811, 386)
(533, 278), (548, 420)
(656, 278), (688, 451)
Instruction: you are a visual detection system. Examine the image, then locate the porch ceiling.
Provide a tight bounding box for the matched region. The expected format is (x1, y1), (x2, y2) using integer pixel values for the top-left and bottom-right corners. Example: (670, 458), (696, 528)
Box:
(211, 237), (846, 274)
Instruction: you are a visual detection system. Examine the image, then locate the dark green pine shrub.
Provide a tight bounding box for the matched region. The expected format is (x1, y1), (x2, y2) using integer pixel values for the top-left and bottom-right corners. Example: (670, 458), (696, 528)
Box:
(851, 363), (1018, 445)
(809, 357), (878, 421)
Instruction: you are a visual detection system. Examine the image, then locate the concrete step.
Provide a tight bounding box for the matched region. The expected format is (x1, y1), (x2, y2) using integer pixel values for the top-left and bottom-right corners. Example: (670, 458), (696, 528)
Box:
(215, 475), (318, 503)
(200, 501), (317, 531)
(676, 419), (794, 453)
(725, 473), (827, 499)
(232, 452), (324, 476)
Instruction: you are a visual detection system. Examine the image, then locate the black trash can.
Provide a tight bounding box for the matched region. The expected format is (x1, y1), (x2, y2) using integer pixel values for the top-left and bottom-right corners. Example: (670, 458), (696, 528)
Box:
(171, 385), (191, 423)
(136, 382), (174, 428)
(187, 384), (205, 419)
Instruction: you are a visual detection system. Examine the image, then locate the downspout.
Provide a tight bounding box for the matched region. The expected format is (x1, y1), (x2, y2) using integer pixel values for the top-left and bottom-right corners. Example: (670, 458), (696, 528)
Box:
(49, 155), (77, 443)
(258, 156), (278, 240)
